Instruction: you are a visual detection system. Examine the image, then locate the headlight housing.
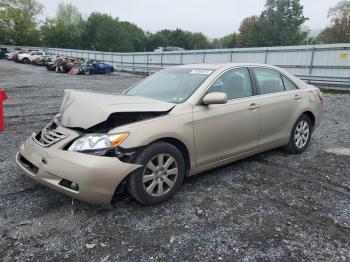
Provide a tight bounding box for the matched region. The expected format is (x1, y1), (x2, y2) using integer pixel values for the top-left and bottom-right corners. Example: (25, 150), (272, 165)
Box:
(68, 133), (129, 155)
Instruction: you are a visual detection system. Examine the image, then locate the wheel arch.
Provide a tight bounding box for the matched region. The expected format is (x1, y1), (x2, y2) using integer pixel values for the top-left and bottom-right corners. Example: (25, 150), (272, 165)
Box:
(149, 137), (191, 174)
(301, 111), (316, 129)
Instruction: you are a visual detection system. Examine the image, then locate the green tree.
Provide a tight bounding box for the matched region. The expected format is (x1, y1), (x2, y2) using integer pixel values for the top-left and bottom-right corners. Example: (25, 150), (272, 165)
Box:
(119, 21), (147, 51)
(223, 33), (239, 48)
(146, 32), (169, 51)
(80, 12), (106, 50)
(237, 0), (308, 47)
(41, 2), (83, 48)
(188, 32), (210, 49)
(0, 0), (43, 45)
(329, 0), (350, 21)
(316, 0), (350, 43)
(146, 29), (210, 51)
(239, 16), (260, 47)
(210, 33), (239, 49)
(80, 13), (144, 52)
(95, 17), (132, 52)
(210, 38), (221, 49)
(258, 0), (308, 46)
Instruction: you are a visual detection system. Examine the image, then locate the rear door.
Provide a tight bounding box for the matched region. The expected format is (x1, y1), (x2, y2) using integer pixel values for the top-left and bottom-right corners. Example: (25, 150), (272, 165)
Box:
(193, 67), (261, 167)
(250, 67), (300, 146)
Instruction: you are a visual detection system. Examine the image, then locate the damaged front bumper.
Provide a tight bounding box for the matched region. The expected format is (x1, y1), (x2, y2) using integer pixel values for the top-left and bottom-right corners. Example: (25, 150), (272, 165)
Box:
(16, 126), (141, 205)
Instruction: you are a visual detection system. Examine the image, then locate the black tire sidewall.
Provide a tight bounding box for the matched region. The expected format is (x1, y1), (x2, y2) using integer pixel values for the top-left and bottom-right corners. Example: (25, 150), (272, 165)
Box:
(288, 115), (312, 154)
(127, 142), (185, 205)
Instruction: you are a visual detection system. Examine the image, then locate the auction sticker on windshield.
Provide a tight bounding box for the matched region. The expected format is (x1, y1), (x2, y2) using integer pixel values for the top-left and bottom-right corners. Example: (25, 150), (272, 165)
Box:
(190, 70), (213, 75)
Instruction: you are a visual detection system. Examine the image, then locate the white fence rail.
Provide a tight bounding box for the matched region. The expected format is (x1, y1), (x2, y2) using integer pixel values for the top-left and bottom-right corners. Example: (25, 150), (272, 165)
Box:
(2, 43), (350, 87)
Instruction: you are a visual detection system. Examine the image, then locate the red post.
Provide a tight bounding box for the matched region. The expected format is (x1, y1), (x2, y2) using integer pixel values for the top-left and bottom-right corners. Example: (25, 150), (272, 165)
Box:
(0, 89), (8, 132)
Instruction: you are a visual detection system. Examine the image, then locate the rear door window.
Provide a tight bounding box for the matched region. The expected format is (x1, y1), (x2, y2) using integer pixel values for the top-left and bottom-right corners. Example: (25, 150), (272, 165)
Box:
(253, 68), (284, 95)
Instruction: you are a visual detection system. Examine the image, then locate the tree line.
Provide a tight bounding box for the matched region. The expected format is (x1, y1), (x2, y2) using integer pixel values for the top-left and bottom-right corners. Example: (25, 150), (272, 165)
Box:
(0, 0), (349, 52)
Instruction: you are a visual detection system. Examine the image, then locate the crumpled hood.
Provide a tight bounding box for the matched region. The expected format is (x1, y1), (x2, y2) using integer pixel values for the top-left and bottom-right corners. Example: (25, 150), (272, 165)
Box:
(60, 89), (175, 129)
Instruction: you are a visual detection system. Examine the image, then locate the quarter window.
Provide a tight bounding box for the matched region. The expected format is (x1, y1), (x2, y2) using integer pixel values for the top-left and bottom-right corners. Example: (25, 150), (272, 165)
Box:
(282, 75), (297, 90)
(207, 68), (253, 100)
(253, 68), (284, 94)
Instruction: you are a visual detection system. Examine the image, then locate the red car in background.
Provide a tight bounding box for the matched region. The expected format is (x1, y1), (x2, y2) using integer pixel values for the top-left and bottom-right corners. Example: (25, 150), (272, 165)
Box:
(12, 51), (26, 62)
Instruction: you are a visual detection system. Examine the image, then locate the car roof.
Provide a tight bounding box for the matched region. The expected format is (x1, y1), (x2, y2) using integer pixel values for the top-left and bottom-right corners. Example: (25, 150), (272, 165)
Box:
(173, 63), (274, 70)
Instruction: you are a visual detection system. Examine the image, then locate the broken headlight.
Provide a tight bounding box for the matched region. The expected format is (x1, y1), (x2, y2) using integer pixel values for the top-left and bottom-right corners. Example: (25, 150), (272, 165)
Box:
(68, 133), (129, 155)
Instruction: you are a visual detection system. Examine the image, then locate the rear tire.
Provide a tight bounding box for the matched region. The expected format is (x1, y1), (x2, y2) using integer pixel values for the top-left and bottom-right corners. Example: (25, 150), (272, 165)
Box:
(127, 142), (185, 205)
(284, 114), (312, 154)
(22, 58), (30, 64)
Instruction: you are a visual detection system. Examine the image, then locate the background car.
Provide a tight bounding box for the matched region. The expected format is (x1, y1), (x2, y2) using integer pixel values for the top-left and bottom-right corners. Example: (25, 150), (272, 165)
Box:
(4, 48), (21, 60)
(12, 51), (26, 62)
(153, 47), (164, 52)
(18, 51), (45, 64)
(78, 60), (114, 75)
(153, 46), (185, 52)
(31, 55), (54, 66)
(0, 48), (8, 59)
(163, 46), (185, 51)
(46, 56), (82, 72)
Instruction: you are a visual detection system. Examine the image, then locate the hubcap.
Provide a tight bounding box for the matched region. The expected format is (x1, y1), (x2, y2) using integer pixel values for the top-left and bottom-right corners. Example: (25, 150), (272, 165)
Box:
(142, 153), (178, 197)
(294, 120), (309, 148)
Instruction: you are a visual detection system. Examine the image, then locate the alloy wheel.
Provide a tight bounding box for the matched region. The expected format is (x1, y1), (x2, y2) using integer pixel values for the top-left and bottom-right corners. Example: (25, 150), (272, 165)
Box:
(142, 153), (178, 197)
(294, 120), (309, 148)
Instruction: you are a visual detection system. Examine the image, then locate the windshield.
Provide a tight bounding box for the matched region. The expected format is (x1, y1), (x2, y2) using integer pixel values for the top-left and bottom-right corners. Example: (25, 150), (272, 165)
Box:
(126, 68), (213, 103)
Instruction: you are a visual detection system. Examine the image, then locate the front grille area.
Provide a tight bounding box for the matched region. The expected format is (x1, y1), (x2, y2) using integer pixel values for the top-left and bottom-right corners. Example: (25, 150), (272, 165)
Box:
(34, 121), (68, 147)
(19, 154), (39, 174)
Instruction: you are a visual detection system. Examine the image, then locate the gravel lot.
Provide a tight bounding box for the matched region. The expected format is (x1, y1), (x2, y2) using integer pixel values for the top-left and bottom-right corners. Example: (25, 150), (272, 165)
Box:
(0, 60), (350, 261)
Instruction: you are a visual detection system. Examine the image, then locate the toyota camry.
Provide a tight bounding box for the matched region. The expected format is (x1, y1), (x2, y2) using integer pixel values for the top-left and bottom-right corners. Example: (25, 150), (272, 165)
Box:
(16, 63), (323, 205)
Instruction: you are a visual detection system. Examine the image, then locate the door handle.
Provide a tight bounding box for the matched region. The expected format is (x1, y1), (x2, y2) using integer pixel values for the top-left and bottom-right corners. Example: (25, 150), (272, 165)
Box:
(248, 103), (259, 110)
(294, 94), (302, 100)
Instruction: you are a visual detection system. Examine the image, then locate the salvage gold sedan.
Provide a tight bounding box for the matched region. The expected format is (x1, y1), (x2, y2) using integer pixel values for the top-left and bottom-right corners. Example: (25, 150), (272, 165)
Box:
(16, 63), (323, 205)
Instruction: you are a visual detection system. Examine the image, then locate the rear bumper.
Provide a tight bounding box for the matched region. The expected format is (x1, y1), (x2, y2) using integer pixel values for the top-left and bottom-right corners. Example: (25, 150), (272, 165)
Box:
(314, 99), (323, 128)
(16, 133), (141, 205)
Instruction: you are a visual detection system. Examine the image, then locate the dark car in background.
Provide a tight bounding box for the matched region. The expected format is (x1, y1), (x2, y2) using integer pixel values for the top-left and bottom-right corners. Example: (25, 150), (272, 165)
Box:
(81, 60), (115, 75)
(0, 48), (9, 59)
(68, 60), (115, 75)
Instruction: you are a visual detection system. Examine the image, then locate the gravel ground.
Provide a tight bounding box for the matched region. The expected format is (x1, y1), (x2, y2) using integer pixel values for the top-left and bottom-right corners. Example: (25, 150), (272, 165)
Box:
(0, 60), (350, 262)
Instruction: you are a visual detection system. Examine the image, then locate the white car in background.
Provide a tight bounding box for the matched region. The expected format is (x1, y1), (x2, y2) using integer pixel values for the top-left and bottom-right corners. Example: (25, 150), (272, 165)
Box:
(18, 51), (46, 64)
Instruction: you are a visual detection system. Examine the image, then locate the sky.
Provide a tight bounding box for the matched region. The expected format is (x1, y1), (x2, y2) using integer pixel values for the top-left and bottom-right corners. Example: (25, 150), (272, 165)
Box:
(37, 0), (341, 38)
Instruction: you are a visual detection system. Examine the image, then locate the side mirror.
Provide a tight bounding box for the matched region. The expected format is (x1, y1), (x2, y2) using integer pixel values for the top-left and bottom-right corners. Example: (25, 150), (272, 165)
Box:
(202, 92), (228, 105)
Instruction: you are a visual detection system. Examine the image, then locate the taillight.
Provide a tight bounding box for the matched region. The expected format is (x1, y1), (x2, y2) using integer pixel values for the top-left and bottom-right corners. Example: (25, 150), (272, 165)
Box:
(317, 90), (324, 103)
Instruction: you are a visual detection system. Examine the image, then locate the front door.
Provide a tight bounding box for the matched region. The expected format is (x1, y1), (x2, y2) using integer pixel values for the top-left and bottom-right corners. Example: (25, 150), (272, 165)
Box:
(193, 67), (261, 167)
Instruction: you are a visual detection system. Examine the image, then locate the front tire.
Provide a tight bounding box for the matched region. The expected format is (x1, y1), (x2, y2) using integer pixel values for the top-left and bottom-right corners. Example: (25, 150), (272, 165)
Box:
(22, 58), (30, 64)
(284, 114), (312, 154)
(127, 142), (185, 205)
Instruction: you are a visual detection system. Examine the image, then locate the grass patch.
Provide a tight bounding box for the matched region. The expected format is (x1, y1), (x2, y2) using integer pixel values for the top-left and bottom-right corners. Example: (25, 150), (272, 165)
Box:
(320, 88), (350, 95)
